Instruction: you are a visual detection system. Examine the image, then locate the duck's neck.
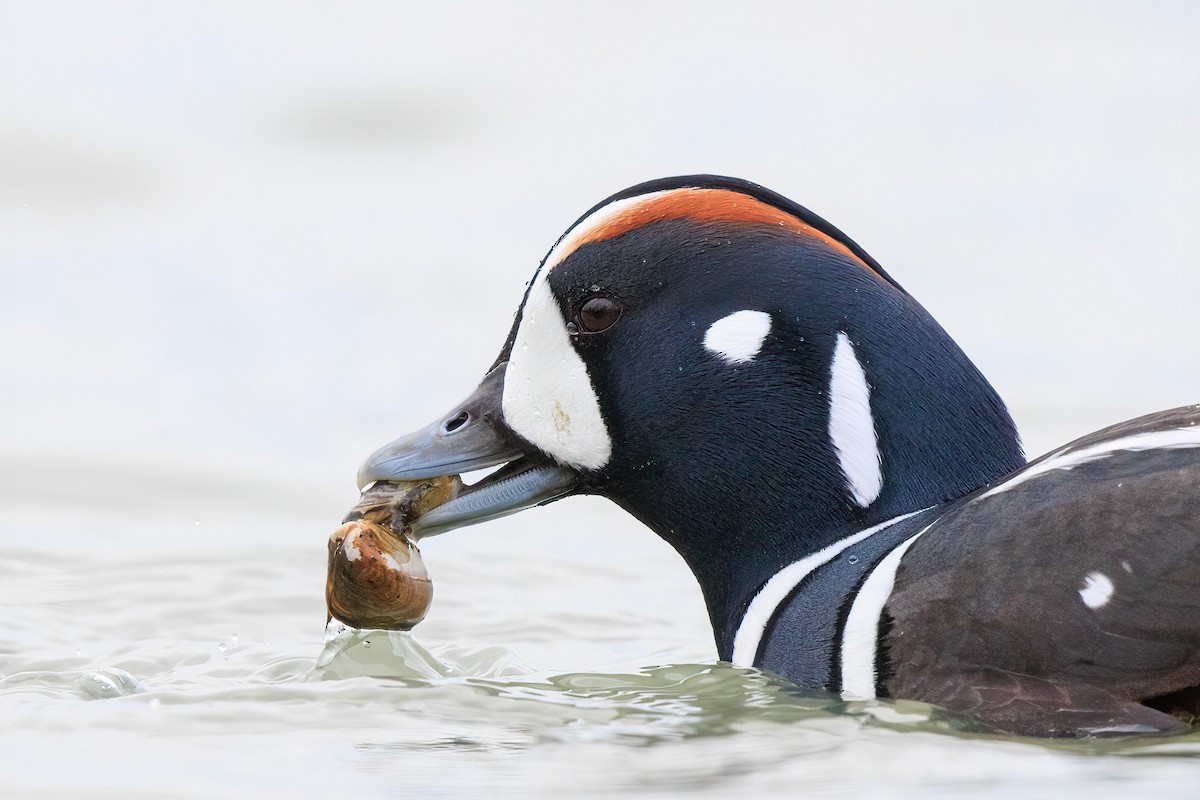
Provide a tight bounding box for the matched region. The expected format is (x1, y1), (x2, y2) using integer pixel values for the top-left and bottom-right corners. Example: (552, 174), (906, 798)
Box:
(610, 281), (1026, 660)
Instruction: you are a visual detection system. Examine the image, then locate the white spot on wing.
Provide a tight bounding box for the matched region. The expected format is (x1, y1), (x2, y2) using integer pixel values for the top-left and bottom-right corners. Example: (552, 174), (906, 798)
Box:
(829, 333), (883, 507)
(703, 310), (771, 364)
(1080, 571), (1114, 609)
(840, 521), (937, 700)
(502, 273), (612, 470)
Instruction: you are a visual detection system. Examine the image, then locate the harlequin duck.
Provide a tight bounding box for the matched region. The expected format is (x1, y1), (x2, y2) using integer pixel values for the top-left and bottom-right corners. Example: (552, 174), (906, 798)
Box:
(357, 175), (1200, 738)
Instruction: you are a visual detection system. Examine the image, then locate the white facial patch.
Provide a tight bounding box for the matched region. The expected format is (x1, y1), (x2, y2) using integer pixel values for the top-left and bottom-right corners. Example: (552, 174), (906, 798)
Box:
(703, 310), (772, 364)
(1079, 571), (1114, 609)
(502, 273), (612, 470)
(828, 333), (883, 508)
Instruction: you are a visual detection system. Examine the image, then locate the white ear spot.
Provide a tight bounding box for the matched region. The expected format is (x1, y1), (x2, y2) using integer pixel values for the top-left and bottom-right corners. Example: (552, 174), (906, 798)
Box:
(502, 274), (612, 470)
(1079, 571), (1114, 609)
(704, 310), (772, 363)
(829, 333), (883, 507)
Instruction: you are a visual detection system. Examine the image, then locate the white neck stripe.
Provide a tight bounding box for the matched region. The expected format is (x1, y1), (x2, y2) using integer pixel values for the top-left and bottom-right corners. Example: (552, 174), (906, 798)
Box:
(730, 508), (931, 667)
(828, 333), (883, 507)
(838, 520), (937, 700)
(977, 426), (1200, 501)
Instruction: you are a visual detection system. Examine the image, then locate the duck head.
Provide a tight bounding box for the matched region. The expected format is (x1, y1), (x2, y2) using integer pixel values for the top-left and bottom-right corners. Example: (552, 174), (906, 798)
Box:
(358, 175), (1025, 657)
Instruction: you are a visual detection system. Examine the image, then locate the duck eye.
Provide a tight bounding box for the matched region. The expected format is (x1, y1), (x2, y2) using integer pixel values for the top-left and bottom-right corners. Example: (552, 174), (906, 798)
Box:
(577, 296), (622, 333)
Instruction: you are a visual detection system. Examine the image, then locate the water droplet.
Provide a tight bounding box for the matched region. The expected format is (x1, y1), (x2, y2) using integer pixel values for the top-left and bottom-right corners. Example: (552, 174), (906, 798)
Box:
(847, 554), (859, 565)
(194, 519), (200, 526)
(80, 668), (143, 699)
(362, 639), (372, 649)
(92, 674), (118, 696)
(231, 633), (239, 646)
(218, 642), (229, 653)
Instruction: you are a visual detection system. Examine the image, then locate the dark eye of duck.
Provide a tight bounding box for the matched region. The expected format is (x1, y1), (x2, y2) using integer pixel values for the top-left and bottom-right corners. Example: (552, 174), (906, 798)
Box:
(576, 296), (622, 334)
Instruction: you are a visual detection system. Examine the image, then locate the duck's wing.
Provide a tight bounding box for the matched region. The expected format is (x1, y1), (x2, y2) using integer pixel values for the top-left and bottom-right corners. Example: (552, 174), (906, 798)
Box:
(884, 405), (1200, 737)
(915, 668), (1189, 737)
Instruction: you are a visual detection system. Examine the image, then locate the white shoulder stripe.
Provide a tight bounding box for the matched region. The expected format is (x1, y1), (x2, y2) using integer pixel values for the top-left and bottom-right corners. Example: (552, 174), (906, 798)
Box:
(839, 521), (936, 700)
(829, 333), (883, 507)
(729, 509), (929, 667)
(977, 426), (1200, 501)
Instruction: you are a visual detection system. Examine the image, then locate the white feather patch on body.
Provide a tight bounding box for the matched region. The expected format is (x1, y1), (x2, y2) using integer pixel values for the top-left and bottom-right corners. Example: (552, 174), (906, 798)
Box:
(729, 508), (931, 667)
(502, 274), (612, 470)
(703, 310), (772, 363)
(977, 426), (1200, 501)
(828, 333), (883, 507)
(839, 521), (937, 700)
(1080, 571), (1114, 609)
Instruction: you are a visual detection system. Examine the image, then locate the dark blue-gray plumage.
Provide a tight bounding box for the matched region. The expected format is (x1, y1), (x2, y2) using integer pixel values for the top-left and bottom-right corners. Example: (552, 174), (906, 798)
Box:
(357, 176), (1200, 738)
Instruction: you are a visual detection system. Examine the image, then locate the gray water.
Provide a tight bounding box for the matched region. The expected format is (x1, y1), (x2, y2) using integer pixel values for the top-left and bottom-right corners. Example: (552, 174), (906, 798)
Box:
(4, 3), (1200, 797)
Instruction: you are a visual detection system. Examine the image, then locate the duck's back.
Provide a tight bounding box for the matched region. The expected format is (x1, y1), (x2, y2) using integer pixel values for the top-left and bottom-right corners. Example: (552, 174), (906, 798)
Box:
(886, 405), (1200, 736)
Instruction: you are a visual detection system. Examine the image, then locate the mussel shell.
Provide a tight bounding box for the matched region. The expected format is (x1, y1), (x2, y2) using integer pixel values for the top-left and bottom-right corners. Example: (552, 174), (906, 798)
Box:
(326, 520), (432, 630)
(326, 475), (461, 630)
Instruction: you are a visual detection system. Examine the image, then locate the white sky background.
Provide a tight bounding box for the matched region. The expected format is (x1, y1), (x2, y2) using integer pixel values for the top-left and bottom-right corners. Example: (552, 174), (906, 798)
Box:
(2, 2), (1198, 525)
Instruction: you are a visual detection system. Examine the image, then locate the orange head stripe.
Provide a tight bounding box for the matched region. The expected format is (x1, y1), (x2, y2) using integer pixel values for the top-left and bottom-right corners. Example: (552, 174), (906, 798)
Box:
(551, 188), (870, 271)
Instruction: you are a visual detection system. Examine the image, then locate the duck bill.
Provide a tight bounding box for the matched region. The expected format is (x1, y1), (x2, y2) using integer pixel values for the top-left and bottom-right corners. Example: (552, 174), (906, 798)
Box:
(356, 363), (579, 537)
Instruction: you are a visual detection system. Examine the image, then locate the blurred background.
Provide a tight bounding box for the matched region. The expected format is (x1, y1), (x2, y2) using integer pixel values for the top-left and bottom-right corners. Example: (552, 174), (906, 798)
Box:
(5, 2), (1199, 518)
(3, 3), (1200, 797)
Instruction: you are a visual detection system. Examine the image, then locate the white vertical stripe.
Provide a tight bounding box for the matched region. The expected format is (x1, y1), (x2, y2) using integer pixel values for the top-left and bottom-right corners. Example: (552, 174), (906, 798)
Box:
(828, 333), (883, 507)
(839, 521), (937, 700)
(729, 509), (930, 667)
